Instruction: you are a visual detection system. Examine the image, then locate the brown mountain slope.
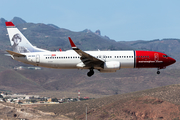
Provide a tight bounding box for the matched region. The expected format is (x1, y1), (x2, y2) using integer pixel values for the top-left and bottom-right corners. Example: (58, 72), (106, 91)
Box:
(0, 65), (180, 98)
(0, 70), (44, 93)
(36, 84), (180, 119)
(78, 96), (180, 120)
(20, 67), (180, 97)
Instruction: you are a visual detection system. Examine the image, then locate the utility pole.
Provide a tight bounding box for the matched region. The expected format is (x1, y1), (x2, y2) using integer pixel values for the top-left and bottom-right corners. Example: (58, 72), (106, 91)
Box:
(86, 106), (87, 120)
(78, 90), (80, 101)
(85, 103), (89, 120)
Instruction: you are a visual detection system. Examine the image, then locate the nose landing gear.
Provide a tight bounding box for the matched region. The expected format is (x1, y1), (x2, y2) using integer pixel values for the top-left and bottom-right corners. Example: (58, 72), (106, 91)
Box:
(157, 71), (160, 74)
(157, 68), (160, 74)
(87, 69), (94, 77)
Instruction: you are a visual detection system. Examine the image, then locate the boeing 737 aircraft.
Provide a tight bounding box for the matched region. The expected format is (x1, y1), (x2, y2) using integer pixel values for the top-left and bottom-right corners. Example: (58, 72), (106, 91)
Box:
(5, 22), (176, 77)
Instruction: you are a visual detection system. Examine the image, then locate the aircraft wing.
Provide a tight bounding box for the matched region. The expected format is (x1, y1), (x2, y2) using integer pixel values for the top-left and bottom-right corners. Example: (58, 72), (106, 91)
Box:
(6, 50), (26, 57)
(68, 37), (104, 68)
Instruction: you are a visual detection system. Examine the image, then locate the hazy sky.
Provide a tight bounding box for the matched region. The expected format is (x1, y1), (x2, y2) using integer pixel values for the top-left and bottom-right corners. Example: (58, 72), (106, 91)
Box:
(1, 0), (180, 41)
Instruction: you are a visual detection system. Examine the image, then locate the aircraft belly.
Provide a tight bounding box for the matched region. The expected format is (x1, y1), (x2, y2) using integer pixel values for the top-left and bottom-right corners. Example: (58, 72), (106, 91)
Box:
(40, 60), (79, 69)
(39, 64), (77, 69)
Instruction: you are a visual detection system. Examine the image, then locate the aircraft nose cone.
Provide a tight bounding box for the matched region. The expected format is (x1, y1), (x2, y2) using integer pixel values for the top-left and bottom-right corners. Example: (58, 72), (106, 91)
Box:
(170, 57), (176, 64)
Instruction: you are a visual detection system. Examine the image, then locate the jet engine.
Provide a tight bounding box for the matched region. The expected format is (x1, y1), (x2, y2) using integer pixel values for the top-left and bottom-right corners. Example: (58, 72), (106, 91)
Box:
(99, 61), (120, 73)
(103, 61), (121, 70)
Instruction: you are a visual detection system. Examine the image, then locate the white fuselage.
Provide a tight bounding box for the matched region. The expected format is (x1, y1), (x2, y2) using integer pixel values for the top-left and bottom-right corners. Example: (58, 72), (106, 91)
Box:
(14, 50), (135, 69)
(5, 21), (176, 76)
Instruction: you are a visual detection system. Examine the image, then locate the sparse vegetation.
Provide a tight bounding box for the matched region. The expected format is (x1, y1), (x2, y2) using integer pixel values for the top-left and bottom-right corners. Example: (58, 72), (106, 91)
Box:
(33, 84), (180, 119)
(51, 98), (58, 102)
(173, 117), (180, 120)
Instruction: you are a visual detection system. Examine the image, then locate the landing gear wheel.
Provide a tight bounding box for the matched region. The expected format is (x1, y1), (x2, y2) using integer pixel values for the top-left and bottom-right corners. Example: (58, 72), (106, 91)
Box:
(87, 69), (94, 77)
(157, 71), (160, 74)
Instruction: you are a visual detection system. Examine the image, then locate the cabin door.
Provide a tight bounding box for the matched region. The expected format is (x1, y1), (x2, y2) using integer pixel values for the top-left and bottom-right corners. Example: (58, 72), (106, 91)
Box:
(36, 54), (40, 63)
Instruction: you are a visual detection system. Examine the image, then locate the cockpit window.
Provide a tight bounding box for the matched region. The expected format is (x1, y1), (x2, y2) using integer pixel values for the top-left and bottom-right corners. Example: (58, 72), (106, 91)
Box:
(163, 55), (169, 58)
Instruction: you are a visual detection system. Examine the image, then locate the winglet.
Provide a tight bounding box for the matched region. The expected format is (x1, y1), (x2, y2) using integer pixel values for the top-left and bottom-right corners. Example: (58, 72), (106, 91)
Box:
(68, 37), (76, 48)
(5, 22), (15, 27)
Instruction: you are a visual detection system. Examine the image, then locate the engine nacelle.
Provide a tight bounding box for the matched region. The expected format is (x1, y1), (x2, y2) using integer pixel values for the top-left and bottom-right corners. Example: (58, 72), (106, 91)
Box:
(103, 61), (120, 70)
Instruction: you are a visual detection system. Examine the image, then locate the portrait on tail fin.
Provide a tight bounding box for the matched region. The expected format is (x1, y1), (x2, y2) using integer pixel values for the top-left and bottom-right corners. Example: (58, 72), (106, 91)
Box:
(12, 33), (29, 53)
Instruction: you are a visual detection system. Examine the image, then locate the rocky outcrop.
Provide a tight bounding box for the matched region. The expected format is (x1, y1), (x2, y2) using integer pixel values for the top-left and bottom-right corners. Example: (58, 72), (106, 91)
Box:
(0, 18), (6, 27)
(11, 17), (27, 25)
(95, 30), (101, 35)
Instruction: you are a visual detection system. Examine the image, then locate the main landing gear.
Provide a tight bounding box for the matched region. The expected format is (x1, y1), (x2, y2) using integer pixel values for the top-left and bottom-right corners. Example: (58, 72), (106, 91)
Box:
(87, 69), (94, 77)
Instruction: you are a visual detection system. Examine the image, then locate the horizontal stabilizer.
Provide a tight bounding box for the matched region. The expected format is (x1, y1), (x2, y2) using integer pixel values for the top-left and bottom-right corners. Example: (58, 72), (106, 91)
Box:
(6, 50), (26, 57)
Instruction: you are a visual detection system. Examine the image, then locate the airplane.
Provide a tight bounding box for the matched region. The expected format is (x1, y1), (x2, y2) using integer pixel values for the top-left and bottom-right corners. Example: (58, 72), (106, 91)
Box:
(5, 21), (176, 77)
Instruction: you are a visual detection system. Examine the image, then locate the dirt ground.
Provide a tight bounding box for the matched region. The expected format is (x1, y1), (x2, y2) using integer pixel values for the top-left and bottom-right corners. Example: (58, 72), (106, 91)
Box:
(0, 102), (72, 120)
(78, 96), (180, 120)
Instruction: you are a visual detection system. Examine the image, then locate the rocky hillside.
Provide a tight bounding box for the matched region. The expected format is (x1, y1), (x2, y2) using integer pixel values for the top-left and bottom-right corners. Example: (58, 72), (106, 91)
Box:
(2, 84), (180, 119)
(36, 84), (180, 119)
(0, 17), (132, 52)
(0, 102), (71, 120)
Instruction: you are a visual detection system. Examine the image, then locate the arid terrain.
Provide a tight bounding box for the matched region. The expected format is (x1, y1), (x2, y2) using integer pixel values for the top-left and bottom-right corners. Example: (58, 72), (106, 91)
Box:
(0, 102), (72, 120)
(0, 17), (180, 119)
(79, 96), (180, 120)
(35, 84), (180, 120)
(1, 84), (180, 119)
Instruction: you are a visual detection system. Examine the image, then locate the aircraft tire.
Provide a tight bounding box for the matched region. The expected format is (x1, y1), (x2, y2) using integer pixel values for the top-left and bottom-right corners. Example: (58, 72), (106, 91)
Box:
(157, 71), (160, 74)
(87, 70), (94, 77)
